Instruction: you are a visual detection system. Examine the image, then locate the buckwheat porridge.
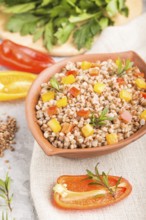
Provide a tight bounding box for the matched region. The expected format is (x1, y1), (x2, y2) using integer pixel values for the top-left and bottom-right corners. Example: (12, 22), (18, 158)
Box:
(36, 58), (146, 149)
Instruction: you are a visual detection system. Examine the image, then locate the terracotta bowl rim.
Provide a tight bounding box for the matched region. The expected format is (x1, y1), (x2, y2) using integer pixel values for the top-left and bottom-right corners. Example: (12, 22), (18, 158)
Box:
(25, 51), (146, 156)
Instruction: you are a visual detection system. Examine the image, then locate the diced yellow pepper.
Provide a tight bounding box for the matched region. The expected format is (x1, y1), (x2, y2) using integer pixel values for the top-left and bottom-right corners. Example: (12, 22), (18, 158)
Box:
(81, 61), (92, 70)
(140, 110), (146, 120)
(56, 97), (68, 107)
(106, 133), (118, 145)
(41, 91), (55, 102)
(135, 78), (146, 89)
(119, 90), (132, 102)
(81, 124), (94, 137)
(48, 118), (61, 133)
(94, 83), (106, 94)
(62, 75), (75, 84)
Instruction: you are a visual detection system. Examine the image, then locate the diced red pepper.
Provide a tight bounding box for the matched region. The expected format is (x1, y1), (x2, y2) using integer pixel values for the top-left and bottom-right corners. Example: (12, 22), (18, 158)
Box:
(117, 78), (126, 85)
(77, 110), (90, 118)
(141, 92), (146, 99)
(47, 106), (58, 116)
(134, 72), (145, 78)
(120, 110), (132, 123)
(89, 69), (99, 76)
(0, 40), (55, 74)
(61, 123), (73, 134)
(69, 87), (80, 97)
(66, 70), (78, 76)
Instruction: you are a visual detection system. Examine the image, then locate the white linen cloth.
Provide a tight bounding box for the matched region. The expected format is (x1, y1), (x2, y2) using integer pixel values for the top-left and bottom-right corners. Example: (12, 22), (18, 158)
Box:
(30, 13), (146, 220)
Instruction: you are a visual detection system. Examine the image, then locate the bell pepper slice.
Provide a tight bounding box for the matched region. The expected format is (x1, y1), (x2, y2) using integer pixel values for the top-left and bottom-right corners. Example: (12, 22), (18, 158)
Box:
(0, 71), (36, 101)
(0, 40), (55, 74)
(53, 175), (132, 210)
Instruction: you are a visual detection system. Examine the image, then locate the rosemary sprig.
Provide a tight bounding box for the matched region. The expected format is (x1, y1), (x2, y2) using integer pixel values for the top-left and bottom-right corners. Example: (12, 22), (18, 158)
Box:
(1, 212), (15, 220)
(116, 58), (134, 77)
(86, 163), (122, 198)
(50, 77), (60, 91)
(0, 174), (13, 212)
(90, 107), (114, 127)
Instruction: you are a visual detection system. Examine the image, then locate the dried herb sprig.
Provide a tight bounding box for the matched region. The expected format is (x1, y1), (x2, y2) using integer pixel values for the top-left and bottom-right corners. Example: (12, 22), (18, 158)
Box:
(90, 107), (114, 127)
(0, 174), (13, 212)
(116, 58), (134, 77)
(1, 212), (15, 220)
(86, 163), (122, 198)
(50, 77), (60, 91)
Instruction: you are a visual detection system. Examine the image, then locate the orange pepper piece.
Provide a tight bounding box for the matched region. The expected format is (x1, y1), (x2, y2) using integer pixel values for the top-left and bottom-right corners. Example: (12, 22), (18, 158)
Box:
(77, 110), (90, 118)
(47, 106), (58, 116)
(69, 87), (80, 97)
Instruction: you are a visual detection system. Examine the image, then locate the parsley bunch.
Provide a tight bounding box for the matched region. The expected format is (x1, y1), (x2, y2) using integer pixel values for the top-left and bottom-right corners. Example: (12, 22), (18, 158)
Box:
(0, 0), (128, 51)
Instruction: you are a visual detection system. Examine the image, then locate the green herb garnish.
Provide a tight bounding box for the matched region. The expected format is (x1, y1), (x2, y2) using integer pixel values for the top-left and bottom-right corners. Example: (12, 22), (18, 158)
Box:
(1, 212), (15, 220)
(0, 0), (129, 50)
(0, 174), (13, 212)
(90, 107), (114, 127)
(86, 163), (122, 198)
(50, 77), (60, 91)
(116, 58), (134, 77)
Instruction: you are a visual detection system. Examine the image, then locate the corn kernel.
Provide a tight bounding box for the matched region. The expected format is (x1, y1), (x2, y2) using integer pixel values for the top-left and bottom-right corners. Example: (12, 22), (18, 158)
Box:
(62, 75), (75, 84)
(48, 118), (61, 133)
(94, 83), (106, 94)
(56, 97), (68, 107)
(135, 78), (146, 89)
(119, 90), (132, 102)
(140, 110), (146, 120)
(41, 91), (55, 102)
(81, 124), (94, 137)
(81, 61), (92, 70)
(106, 133), (118, 145)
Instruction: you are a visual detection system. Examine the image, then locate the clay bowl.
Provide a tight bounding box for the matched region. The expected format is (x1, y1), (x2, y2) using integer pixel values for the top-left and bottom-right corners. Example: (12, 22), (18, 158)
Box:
(26, 51), (146, 158)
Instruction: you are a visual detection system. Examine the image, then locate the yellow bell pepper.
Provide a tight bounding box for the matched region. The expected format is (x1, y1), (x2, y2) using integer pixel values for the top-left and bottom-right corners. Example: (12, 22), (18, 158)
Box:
(56, 97), (68, 107)
(140, 110), (146, 120)
(81, 124), (94, 137)
(135, 78), (146, 89)
(94, 83), (106, 94)
(41, 91), (55, 103)
(81, 61), (92, 70)
(106, 133), (118, 145)
(62, 75), (75, 84)
(48, 118), (61, 133)
(119, 90), (132, 102)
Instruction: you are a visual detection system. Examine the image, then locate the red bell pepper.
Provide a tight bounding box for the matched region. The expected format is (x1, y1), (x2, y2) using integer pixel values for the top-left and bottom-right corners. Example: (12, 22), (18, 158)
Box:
(0, 40), (55, 74)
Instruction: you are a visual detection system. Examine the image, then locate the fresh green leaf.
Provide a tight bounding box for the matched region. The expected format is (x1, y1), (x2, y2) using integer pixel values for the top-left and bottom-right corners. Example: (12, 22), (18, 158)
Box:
(55, 22), (75, 45)
(116, 57), (134, 76)
(0, 0), (129, 51)
(4, 2), (36, 13)
(41, 0), (52, 6)
(33, 28), (44, 42)
(50, 77), (60, 91)
(106, 0), (118, 17)
(44, 22), (54, 51)
(99, 17), (109, 29)
(69, 13), (96, 23)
